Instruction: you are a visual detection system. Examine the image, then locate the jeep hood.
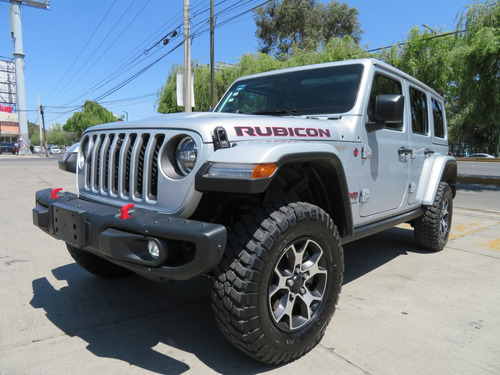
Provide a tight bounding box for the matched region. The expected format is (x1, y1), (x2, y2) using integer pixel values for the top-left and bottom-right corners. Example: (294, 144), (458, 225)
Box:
(87, 112), (347, 142)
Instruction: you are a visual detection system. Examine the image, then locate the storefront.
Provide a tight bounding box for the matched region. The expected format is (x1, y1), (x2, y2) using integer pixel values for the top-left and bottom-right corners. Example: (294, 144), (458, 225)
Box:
(0, 107), (19, 143)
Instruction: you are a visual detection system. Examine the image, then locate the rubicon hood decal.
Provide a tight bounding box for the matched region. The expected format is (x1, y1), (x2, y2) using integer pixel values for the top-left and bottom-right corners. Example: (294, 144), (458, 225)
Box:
(235, 126), (331, 138)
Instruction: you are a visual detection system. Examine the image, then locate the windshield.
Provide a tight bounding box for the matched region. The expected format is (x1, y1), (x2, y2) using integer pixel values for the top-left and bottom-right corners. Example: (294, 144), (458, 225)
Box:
(215, 64), (364, 116)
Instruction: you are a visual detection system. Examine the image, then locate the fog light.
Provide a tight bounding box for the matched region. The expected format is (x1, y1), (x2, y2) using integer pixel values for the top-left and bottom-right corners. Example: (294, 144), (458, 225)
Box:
(148, 240), (160, 259)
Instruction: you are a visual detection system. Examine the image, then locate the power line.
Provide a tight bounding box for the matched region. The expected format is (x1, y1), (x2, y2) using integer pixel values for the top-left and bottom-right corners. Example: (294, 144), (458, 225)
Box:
(49, 0), (140, 105)
(41, 0), (275, 124)
(92, 1), (271, 102)
(48, 6), (184, 110)
(64, 0), (154, 102)
(43, 0), (118, 103)
(57, 1), (268, 106)
(366, 30), (465, 54)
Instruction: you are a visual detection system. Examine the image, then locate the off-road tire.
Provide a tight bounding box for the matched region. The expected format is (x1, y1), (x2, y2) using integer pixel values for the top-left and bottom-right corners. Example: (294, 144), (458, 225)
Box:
(414, 182), (453, 251)
(211, 202), (344, 364)
(67, 243), (132, 278)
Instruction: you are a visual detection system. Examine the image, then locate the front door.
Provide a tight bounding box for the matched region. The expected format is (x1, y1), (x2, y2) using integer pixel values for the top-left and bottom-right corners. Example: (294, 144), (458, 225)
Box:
(360, 72), (410, 217)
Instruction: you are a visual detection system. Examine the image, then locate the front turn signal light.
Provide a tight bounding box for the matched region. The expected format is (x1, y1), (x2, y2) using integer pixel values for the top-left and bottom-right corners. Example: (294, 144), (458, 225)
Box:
(251, 163), (277, 179)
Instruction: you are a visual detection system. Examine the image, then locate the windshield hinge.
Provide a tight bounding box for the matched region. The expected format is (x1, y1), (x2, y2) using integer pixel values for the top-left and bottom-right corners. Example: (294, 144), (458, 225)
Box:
(213, 126), (230, 150)
(362, 145), (372, 160)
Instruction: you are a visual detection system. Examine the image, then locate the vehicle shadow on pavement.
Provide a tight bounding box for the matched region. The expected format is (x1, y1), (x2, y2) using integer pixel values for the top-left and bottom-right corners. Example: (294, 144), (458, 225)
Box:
(30, 264), (275, 374)
(29, 226), (422, 374)
(343, 225), (426, 285)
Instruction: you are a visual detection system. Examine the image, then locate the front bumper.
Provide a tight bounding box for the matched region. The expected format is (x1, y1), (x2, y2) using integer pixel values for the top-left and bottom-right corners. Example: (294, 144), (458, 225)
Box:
(33, 188), (227, 281)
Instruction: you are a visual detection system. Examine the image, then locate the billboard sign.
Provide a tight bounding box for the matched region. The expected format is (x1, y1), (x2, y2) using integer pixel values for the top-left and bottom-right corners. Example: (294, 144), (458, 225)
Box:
(0, 104), (13, 113)
(0, 59), (16, 106)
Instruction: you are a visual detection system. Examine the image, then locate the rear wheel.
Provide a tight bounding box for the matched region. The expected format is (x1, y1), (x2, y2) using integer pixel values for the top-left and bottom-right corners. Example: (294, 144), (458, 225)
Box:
(212, 202), (344, 364)
(66, 243), (132, 278)
(414, 182), (453, 251)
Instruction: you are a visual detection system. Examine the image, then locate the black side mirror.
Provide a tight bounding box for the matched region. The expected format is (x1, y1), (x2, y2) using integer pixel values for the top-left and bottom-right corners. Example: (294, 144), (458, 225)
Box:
(58, 142), (80, 174)
(366, 94), (404, 132)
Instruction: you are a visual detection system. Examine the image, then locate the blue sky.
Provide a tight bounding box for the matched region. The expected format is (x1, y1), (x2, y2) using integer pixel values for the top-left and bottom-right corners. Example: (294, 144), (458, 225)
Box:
(0, 0), (472, 127)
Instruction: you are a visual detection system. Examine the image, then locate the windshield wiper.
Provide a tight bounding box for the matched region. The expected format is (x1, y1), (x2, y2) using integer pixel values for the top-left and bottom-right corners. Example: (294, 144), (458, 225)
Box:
(253, 108), (299, 116)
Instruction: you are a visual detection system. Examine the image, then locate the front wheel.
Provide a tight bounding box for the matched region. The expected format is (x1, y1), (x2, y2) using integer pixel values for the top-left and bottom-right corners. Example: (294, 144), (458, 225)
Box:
(414, 182), (453, 251)
(211, 202), (344, 364)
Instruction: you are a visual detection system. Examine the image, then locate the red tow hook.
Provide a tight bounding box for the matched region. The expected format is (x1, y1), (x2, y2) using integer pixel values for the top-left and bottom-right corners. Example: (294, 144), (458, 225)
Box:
(120, 203), (135, 220)
(50, 188), (63, 199)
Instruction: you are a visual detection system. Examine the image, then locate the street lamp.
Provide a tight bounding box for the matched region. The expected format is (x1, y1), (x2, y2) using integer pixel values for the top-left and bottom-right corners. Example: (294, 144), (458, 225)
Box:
(1, 0), (50, 155)
(422, 24), (434, 33)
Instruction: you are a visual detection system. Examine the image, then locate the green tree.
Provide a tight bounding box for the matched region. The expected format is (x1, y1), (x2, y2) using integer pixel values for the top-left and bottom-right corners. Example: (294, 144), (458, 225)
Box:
(157, 62), (241, 113)
(28, 121), (41, 145)
(156, 65), (183, 114)
(287, 36), (368, 66)
(380, 26), (457, 97)
(377, 2), (500, 155)
(47, 123), (72, 145)
(453, 0), (500, 154)
(254, 0), (362, 58)
(63, 100), (117, 137)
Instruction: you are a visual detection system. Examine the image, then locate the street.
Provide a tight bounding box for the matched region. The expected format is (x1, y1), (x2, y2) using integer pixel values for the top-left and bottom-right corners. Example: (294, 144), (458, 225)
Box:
(0, 156), (499, 374)
(455, 182), (500, 212)
(457, 160), (500, 177)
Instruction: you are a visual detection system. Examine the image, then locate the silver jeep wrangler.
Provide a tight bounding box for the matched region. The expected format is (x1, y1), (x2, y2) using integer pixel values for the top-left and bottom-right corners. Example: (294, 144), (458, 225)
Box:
(33, 58), (457, 364)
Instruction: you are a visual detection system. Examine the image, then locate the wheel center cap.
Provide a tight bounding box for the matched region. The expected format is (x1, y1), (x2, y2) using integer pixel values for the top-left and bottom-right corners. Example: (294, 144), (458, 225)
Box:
(288, 274), (305, 293)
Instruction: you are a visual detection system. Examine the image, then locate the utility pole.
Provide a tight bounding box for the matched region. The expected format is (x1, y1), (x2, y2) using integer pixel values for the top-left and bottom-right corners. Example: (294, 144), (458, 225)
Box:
(183, 0), (192, 112)
(39, 103), (48, 157)
(497, 127), (500, 158)
(210, 0), (215, 108)
(3, 0), (50, 154)
(37, 93), (42, 145)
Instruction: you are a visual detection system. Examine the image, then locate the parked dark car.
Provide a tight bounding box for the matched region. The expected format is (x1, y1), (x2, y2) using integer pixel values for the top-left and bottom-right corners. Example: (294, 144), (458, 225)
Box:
(0, 142), (17, 154)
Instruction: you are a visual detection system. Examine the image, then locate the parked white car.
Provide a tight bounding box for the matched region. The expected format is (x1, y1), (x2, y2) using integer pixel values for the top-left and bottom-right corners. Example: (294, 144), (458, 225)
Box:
(467, 153), (495, 158)
(49, 146), (61, 154)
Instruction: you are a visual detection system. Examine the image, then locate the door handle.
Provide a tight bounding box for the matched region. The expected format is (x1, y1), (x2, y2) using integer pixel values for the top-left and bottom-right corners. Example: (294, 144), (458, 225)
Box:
(398, 147), (413, 155)
(398, 146), (414, 161)
(424, 148), (435, 156)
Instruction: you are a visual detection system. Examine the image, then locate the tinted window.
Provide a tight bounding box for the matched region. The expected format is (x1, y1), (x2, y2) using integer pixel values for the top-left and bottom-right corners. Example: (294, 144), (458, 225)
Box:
(216, 64), (364, 115)
(410, 87), (429, 135)
(432, 98), (445, 138)
(368, 74), (403, 130)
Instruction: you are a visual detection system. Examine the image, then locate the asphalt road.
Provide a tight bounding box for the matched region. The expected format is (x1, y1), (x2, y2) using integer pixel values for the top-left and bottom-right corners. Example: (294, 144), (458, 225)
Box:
(1, 155), (499, 375)
(457, 160), (500, 177)
(456, 160), (500, 213)
(456, 182), (500, 213)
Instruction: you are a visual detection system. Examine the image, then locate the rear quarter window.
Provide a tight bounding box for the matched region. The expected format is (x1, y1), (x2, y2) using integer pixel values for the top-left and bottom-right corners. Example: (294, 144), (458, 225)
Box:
(432, 98), (445, 138)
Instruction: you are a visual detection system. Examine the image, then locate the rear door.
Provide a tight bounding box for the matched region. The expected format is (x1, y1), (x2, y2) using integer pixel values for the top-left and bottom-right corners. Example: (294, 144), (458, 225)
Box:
(407, 85), (431, 205)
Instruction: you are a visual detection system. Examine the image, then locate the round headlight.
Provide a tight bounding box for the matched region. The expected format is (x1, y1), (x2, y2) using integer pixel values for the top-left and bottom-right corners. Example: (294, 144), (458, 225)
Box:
(175, 136), (197, 175)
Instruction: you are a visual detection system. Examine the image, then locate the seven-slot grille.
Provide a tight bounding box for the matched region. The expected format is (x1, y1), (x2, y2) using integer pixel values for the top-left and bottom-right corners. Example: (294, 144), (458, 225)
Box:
(81, 131), (165, 202)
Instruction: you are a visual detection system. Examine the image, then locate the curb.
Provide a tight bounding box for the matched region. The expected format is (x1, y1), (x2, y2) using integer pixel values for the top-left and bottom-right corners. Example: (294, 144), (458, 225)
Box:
(0, 153), (59, 158)
(458, 175), (500, 186)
